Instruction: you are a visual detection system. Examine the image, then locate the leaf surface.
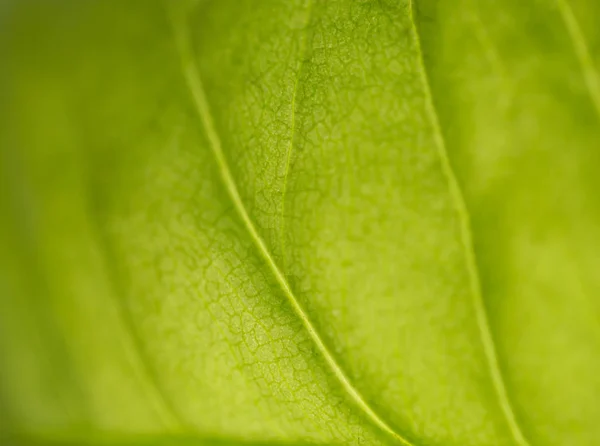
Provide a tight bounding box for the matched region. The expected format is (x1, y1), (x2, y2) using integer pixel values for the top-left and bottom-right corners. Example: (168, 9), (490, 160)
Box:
(1, 1), (599, 445)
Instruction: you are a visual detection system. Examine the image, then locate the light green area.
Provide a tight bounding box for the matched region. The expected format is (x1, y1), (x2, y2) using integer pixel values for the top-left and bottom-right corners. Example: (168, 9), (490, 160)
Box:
(0, 1), (598, 445)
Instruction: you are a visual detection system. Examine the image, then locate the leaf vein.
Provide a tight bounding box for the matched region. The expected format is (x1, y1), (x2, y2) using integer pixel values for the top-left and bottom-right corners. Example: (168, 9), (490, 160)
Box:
(408, 2), (531, 445)
(168, 6), (415, 445)
(279, 0), (315, 274)
(555, 0), (600, 120)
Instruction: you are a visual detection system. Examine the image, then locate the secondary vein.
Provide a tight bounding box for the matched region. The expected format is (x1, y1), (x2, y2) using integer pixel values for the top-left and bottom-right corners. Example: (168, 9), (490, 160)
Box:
(87, 191), (187, 431)
(555, 0), (600, 120)
(168, 6), (415, 446)
(407, 2), (531, 446)
(279, 0), (314, 275)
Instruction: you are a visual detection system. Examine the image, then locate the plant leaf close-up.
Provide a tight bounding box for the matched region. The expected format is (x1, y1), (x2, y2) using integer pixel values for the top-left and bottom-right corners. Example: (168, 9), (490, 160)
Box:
(1, 0), (599, 445)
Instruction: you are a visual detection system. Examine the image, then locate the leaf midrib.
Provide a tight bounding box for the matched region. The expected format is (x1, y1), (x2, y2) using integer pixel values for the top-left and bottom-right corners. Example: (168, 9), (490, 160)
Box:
(168, 4), (414, 446)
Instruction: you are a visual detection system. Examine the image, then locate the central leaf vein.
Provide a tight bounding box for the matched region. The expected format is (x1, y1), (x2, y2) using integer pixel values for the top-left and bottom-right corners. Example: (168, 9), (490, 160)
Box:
(168, 5), (415, 445)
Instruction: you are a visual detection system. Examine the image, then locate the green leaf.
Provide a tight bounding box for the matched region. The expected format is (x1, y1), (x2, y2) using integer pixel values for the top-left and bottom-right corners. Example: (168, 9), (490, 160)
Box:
(1, 0), (599, 445)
